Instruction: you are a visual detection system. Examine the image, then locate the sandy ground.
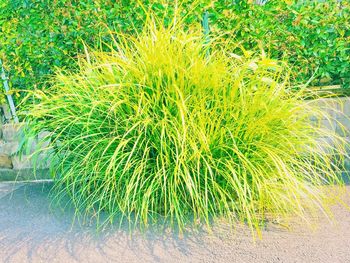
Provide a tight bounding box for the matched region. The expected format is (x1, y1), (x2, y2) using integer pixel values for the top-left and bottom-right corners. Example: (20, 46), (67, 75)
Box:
(0, 182), (349, 263)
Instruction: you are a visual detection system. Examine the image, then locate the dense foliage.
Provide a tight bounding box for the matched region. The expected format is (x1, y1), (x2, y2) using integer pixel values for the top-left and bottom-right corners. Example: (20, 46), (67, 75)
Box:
(1, 0), (349, 98)
(0, 0), (206, 95)
(22, 19), (346, 234)
(211, 0), (350, 87)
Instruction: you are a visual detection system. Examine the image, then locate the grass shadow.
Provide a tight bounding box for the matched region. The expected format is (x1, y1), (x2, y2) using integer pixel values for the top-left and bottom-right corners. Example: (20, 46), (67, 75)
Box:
(0, 182), (232, 262)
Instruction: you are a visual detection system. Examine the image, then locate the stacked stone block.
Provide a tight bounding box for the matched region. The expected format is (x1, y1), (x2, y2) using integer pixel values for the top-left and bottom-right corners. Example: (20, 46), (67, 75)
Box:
(0, 123), (50, 181)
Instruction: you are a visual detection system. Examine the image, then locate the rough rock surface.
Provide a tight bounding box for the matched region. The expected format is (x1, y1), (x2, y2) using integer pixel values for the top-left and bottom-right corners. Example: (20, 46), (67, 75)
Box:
(0, 154), (12, 169)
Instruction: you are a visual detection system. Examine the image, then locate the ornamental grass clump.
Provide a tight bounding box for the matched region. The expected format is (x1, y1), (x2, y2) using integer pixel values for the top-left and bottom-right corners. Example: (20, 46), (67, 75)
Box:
(22, 18), (347, 234)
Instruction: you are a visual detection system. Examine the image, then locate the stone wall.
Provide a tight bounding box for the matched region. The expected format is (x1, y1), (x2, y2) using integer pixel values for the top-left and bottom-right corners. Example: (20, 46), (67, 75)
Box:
(0, 123), (49, 181)
(0, 97), (350, 181)
(310, 97), (350, 182)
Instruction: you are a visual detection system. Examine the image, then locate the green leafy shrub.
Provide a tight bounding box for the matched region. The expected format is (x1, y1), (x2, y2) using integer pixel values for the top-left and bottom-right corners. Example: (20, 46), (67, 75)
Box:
(1, 0), (349, 100)
(0, 1), (139, 92)
(22, 19), (347, 234)
(210, 0), (350, 87)
(0, 0), (205, 95)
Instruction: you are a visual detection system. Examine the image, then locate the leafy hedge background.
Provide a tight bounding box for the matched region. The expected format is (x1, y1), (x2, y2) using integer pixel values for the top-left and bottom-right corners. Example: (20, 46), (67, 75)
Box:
(0, 0), (349, 99)
(212, 0), (350, 87)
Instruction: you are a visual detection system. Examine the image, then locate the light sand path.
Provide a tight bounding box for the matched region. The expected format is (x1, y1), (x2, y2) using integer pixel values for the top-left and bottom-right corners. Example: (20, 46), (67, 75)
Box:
(0, 182), (349, 263)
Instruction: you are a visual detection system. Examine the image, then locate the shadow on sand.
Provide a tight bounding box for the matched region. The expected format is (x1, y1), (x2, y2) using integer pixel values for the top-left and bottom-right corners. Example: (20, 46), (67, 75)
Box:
(2, 182), (347, 262)
(0, 182), (232, 263)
